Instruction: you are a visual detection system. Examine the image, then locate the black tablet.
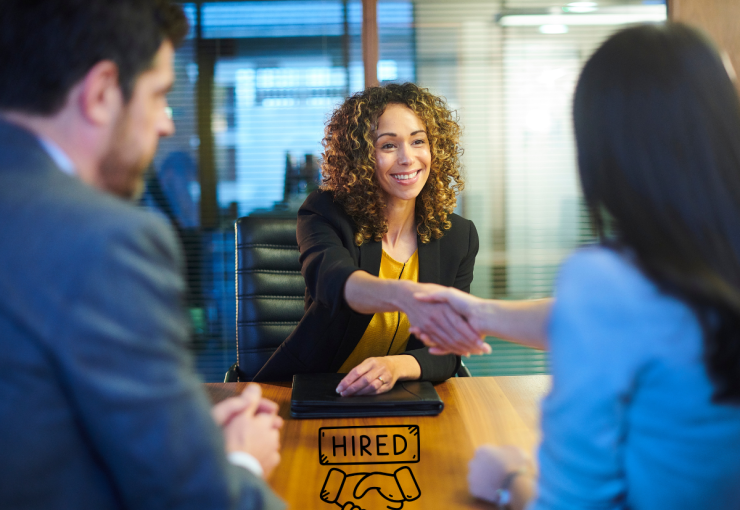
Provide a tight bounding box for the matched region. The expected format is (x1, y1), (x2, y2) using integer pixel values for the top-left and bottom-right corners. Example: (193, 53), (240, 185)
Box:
(290, 373), (444, 419)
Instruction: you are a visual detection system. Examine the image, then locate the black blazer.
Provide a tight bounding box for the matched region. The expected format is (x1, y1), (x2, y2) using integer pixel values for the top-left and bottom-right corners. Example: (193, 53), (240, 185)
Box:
(253, 189), (479, 382)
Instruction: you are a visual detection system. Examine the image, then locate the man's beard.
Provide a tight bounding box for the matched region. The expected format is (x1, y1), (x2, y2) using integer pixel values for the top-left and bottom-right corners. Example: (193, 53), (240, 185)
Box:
(98, 154), (147, 200)
(97, 114), (150, 201)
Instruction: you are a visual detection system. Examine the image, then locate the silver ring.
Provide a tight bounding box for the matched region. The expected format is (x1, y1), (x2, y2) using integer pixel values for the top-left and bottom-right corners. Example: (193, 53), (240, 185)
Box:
(378, 376), (385, 384)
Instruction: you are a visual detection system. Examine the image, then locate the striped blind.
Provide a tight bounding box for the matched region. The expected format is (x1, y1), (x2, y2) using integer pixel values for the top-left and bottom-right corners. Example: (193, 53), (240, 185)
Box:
(143, 0), (666, 381)
(414, 0), (665, 376)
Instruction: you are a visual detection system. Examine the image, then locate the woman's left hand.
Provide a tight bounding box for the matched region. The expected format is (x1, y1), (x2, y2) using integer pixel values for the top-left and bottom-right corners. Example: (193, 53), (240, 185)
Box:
(336, 356), (407, 397)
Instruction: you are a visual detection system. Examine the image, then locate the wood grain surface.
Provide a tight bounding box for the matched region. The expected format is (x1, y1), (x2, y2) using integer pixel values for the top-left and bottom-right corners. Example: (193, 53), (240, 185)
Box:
(205, 376), (550, 510)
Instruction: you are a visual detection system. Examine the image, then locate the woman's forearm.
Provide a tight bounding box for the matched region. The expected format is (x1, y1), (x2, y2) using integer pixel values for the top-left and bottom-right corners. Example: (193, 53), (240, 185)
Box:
(476, 298), (553, 350)
(344, 271), (486, 355)
(344, 271), (553, 351)
(343, 270), (413, 314)
(391, 354), (422, 381)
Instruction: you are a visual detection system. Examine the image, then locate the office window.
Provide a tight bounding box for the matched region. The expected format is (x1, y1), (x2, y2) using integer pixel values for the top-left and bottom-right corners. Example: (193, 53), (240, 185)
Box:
(413, 0), (666, 375)
(145, 0), (666, 381)
(145, 1), (415, 381)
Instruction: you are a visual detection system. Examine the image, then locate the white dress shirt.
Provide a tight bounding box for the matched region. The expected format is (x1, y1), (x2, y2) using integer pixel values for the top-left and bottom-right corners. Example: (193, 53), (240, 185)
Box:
(38, 136), (75, 176)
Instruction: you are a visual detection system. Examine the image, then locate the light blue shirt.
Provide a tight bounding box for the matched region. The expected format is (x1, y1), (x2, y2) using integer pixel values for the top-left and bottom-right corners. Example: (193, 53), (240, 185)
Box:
(531, 246), (740, 510)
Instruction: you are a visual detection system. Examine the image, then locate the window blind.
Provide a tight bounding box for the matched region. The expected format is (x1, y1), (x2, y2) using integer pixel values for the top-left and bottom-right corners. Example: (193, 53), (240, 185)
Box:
(143, 0), (666, 381)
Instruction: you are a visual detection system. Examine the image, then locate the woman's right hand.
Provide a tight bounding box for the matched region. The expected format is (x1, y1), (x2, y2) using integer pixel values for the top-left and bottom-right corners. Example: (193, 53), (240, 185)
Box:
(409, 285), (491, 356)
(343, 272), (490, 355)
(413, 290), (554, 352)
(401, 282), (490, 356)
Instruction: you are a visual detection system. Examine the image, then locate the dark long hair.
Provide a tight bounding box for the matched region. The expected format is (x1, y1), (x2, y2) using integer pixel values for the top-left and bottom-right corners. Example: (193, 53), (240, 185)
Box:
(574, 23), (740, 403)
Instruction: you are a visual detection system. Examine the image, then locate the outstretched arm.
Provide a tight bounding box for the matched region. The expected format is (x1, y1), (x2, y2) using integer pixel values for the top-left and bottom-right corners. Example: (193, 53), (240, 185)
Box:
(344, 271), (488, 353)
(336, 273), (489, 397)
(412, 287), (553, 353)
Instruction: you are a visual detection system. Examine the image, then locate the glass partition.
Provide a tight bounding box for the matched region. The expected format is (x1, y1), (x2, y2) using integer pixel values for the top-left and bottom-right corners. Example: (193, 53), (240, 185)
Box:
(145, 0), (666, 381)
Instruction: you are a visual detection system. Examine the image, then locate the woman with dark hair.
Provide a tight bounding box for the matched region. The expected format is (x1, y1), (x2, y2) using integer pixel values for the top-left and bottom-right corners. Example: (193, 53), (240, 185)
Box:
(415, 24), (740, 509)
(253, 83), (487, 394)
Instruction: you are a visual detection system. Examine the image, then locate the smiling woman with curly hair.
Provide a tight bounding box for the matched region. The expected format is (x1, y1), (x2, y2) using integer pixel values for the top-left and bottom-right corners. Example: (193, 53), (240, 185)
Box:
(254, 83), (487, 392)
(322, 83), (464, 246)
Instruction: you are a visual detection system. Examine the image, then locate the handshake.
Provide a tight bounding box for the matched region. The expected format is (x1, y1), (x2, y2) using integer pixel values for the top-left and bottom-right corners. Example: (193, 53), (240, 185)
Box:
(403, 282), (492, 357)
(335, 281), (500, 398)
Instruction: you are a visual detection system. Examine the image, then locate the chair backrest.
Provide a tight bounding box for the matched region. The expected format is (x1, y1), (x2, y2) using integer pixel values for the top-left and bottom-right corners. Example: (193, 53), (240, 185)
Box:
(235, 216), (305, 381)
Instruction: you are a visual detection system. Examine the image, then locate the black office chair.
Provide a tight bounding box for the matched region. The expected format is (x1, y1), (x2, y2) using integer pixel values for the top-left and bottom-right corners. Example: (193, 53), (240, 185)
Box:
(225, 216), (305, 382)
(458, 362), (472, 377)
(224, 215), (471, 381)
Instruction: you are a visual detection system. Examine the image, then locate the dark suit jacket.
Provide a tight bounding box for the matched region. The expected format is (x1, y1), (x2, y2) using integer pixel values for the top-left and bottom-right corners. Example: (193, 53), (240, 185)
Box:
(254, 189), (479, 382)
(0, 119), (283, 510)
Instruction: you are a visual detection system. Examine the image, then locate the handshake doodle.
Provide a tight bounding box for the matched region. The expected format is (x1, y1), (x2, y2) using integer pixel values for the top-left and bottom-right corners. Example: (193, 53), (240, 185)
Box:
(320, 467), (421, 510)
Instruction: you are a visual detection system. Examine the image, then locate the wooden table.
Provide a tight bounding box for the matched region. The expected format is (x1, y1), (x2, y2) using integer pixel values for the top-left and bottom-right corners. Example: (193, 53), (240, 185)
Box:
(206, 376), (550, 510)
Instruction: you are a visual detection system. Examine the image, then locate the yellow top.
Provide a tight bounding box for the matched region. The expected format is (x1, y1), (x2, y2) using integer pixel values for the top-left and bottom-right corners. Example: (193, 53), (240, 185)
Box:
(338, 249), (419, 373)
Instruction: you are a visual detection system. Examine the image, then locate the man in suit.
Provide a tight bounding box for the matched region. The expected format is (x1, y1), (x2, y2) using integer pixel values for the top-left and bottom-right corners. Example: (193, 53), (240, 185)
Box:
(0, 1), (284, 508)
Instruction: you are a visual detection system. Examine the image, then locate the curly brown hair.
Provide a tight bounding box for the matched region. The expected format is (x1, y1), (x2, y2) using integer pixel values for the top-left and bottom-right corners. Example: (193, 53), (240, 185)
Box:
(320, 82), (464, 246)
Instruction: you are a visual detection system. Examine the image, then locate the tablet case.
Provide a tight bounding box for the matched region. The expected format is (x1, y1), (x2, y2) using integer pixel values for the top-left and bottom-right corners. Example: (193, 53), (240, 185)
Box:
(290, 373), (444, 418)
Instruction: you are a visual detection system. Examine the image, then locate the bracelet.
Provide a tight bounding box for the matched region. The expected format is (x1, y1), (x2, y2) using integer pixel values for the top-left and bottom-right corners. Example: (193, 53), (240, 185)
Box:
(496, 468), (528, 508)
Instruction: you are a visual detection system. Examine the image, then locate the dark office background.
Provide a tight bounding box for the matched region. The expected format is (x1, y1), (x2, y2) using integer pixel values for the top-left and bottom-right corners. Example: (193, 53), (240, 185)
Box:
(141, 0), (666, 382)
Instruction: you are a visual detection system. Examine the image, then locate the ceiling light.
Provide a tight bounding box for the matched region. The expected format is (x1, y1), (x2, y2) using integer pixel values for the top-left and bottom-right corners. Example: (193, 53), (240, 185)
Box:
(565, 6), (598, 13)
(539, 24), (569, 34)
(499, 7), (666, 27)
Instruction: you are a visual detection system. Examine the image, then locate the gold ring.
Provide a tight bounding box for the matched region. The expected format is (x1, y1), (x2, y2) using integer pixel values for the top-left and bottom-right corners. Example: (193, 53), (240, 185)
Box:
(378, 376), (385, 384)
